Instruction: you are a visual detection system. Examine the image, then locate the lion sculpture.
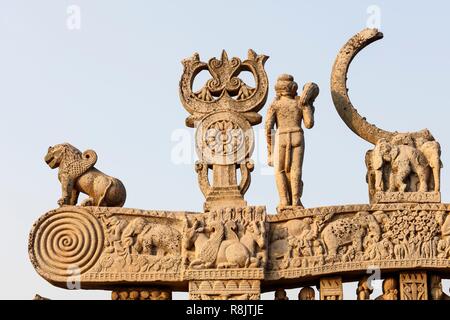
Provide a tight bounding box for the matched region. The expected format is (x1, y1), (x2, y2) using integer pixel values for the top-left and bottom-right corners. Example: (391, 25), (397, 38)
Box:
(45, 143), (126, 207)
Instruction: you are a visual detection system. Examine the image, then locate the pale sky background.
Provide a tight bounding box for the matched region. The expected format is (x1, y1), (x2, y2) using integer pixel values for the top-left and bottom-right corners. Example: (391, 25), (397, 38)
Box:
(0, 0), (449, 300)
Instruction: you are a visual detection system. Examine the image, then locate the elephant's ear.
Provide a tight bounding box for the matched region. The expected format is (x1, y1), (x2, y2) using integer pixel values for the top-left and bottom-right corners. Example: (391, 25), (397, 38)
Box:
(390, 145), (399, 160)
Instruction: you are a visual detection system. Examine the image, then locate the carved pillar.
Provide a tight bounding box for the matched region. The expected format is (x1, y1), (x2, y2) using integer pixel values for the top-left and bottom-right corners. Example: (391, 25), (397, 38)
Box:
(112, 288), (172, 300)
(189, 280), (260, 300)
(319, 277), (343, 300)
(399, 272), (428, 300)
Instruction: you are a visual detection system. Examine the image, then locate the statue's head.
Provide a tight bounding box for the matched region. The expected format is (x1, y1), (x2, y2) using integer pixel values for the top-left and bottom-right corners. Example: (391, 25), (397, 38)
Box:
(45, 143), (81, 169)
(274, 288), (288, 300)
(376, 139), (394, 162)
(275, 74), (297, 98)
(382, 278), (398, 299)
(298, 287), (315, 300)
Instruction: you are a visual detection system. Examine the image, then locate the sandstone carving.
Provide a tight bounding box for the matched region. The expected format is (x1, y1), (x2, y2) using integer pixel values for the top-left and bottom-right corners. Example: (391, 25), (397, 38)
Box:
(189, 280), (260, 300)
(298, 287), (315, 300)
(184, 207), (266, 269)
(330, 29), (442, 204)
(367, 133), (442, 199)
(96, 215), (182, 274)
(29, 31), (450, 300)
(45, 143), (126, 207)
(356, 276), (373, 300)
(399, 272), (428, 300)
(112, 288), (172, 300)
(320, 211), (380, 258)
(375, 277), (399, 300)
(320, 277), (343, 300)
(180, 50), (268, 211)
(265, 74), (319, 208)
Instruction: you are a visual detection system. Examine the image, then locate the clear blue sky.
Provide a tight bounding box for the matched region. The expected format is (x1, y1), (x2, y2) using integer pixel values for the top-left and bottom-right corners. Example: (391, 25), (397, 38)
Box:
(0, 0), (449, 299)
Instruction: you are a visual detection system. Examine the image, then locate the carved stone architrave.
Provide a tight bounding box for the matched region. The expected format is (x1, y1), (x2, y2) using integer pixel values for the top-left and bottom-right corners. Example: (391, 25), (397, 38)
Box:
(399, 272), (428, 300)
(320, 277), (343, 300)
(189, 280), (260, 300)
(111, 288), (172, 300)
(29, 203), (450, 296)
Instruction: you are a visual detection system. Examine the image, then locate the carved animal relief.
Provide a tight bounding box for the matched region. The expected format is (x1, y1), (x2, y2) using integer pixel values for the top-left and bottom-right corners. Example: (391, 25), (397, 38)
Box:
(29, 30), (450, 300)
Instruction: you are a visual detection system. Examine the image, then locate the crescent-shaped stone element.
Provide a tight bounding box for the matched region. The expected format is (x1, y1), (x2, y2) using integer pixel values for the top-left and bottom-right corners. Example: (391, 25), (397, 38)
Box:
(331, 28), (395, 145)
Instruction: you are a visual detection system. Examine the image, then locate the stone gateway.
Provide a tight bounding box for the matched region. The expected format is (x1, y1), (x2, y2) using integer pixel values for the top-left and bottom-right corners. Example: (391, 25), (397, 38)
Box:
(28, 28), (450, 300)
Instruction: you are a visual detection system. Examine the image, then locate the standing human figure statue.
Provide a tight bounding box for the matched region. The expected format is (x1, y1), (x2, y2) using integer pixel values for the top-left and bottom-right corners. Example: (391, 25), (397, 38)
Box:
(265, 74), (319, 208)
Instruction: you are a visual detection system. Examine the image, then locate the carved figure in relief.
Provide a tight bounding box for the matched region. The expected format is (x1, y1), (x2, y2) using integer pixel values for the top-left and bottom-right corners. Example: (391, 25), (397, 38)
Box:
(416, 137), (442, 191)
(45, 143), (126, 207)
(136, 222), (182, 256)
(187, 218), (265, 269)
(321, 212), (380, 257)
(189, 220), (225, 269)
(183, 218), (209, 265)
(265, 74), (319, 207)
(371, 138), (429, 192)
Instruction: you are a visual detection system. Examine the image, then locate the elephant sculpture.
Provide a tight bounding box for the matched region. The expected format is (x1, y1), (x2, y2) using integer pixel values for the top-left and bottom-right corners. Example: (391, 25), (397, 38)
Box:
(415, 137), (442, 192)
(321, 212), (381, 257)
(370, 138), (431, 192)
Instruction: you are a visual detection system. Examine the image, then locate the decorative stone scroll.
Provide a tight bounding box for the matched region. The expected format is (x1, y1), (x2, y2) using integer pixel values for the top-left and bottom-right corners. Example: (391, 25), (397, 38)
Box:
(180, 50), (268, 212)
(399, 272), (428, 300)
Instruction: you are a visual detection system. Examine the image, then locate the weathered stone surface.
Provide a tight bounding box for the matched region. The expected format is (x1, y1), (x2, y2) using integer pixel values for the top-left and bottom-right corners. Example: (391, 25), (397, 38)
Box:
(180, 50), (268, 212)
(189, 280), (260, 300)
(111, 288), (171, 300)
(28, 203), (450, 292)
(320, 277), (343, 300)
(45, 143), (126, 207)
(265, 74), (318, 208)
(28, 31), (450, 300)
(399, 272), (428, 300)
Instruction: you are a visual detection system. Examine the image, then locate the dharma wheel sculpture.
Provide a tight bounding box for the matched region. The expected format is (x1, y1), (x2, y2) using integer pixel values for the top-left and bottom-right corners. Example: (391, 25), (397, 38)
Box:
(29, 29), (450, 300)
